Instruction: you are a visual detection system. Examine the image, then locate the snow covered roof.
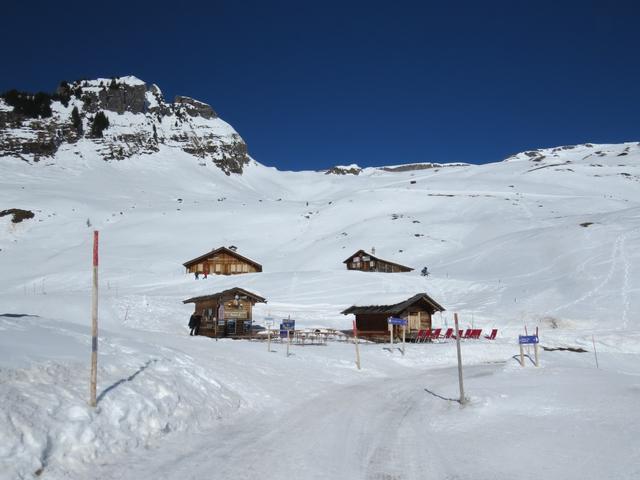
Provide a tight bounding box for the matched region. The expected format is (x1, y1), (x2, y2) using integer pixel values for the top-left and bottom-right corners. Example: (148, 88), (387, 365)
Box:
(341, 293), (445, 315)
(183, 287), (267, 305)
(343, 249), (413, 271)
(182, 247), (263, 270)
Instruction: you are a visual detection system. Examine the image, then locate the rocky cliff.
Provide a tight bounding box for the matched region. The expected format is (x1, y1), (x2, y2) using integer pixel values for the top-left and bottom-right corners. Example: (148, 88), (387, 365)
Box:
(0, 76), (250, 174)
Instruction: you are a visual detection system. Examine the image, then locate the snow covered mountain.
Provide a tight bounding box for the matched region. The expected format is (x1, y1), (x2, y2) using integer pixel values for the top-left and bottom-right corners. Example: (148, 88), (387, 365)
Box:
(0, 76), (249, 173)
(1, 78), (640, 479)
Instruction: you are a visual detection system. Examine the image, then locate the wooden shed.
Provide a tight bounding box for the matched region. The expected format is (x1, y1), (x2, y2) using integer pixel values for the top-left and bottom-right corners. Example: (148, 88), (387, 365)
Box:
(183, 287), (267, 338)
(342, 293), (445, 337)
(183, 246), (263, 276)
(343, 249), (413, 273)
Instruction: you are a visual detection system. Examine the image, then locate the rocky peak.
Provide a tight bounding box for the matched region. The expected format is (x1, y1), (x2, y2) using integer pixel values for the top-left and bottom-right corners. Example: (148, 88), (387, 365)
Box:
(174, 96), (216, 119)
(0, 76), (251, 174)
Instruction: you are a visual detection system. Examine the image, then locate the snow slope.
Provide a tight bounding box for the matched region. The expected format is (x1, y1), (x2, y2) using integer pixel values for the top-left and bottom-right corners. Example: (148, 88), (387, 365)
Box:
(1, 140), (640, 478)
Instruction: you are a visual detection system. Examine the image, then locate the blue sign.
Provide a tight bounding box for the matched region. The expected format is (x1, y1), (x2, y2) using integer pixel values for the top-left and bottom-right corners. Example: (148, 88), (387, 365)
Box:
(519, 335), (539, 345)
(280, 320), (295, 338)
(388, 317), (408, 326)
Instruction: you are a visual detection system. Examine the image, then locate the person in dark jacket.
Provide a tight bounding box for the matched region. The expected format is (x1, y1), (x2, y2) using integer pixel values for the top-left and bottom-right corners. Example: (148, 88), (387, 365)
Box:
(189, 313), (201, 336)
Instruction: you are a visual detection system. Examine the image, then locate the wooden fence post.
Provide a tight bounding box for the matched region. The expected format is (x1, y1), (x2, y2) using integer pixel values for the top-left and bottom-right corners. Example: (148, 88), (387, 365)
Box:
(401, 324), (406, 356)
(454, 313), (466, 405)
(353, 320), (361, 370)
(389, 322), (393, 349)
(286, 328), (291, 357)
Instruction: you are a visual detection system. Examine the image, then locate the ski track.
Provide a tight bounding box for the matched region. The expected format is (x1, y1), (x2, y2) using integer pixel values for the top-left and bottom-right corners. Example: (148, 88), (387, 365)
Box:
(86, 370), (459, 480)
(620, 234), (630, 329)
(549, 234), (623, 316)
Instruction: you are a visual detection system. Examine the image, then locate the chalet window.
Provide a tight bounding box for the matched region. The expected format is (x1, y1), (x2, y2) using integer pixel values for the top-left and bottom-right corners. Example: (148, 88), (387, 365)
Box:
(353, 256), (360, 263)
(362, 256), (370, 261)
(215, 263), (221, 273)
(230, 264), (237, 273)
(370, 261), (375, 267)
(242, 264), (249, 273)
(197, 263), (204, 272)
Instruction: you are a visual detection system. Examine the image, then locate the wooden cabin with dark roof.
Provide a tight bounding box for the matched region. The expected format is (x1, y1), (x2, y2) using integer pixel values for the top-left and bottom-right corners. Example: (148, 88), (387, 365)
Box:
(183, 287), (267, 338)
(183, 246), (262, 277)
(342, 293), (445, 338)
(343, 249), (413, 273)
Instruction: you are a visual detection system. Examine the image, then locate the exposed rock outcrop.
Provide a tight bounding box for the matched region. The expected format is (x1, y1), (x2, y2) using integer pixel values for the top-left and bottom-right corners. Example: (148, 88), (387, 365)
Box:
(325, 164), (362, 175)
(0, 76), (251, 174)
(174, 96), (216, 119)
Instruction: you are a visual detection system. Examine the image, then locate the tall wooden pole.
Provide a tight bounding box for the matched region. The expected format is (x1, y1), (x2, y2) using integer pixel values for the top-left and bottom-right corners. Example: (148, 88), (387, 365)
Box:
(389, 322), (393, 348)
(353, 320), (361, 370)
(89, 231), (99, 407)
(286, 328), (291, 357)
(454, 313), (466, 405)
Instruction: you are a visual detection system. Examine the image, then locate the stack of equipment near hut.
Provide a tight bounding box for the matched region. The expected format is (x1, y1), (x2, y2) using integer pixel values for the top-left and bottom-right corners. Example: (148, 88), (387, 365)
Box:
(183, 288), (266, 338)
(183, 246), (262, 276)
(342, 293), (445, 339)
(343, 249), (413, 273)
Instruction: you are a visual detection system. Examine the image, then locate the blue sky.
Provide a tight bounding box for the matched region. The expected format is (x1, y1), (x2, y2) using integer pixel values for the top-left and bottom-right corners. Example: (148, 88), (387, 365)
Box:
(1, 0), (638, 170)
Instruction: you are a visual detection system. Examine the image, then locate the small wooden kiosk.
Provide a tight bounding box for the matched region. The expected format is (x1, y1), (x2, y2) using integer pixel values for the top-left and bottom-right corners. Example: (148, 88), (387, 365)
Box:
(343, 249), (413, 273)
(183, 246), (263, 276)
(342, 293), (444, 338)
(183, 287), (266, 338)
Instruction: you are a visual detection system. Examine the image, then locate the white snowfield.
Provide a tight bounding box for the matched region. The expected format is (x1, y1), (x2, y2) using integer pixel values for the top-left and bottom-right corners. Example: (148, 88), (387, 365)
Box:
(1, 140), (640, 479)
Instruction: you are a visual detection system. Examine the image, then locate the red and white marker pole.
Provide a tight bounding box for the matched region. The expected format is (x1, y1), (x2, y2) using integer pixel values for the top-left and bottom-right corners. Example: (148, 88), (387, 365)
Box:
(89, 231), (99, 407)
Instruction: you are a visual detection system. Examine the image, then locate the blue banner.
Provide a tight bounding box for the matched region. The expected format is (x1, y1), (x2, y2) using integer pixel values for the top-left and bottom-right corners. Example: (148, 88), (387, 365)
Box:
(388, 317), (408, 326)
(519, 335), (539, 344)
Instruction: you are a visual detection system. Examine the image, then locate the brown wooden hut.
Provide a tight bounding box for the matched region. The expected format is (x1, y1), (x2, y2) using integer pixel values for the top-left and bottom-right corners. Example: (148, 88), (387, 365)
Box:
(343, 249), (413, 273)
(183, 246), (262, 276)
(183, 287), (267, 338)
(342, 293), (444, 337)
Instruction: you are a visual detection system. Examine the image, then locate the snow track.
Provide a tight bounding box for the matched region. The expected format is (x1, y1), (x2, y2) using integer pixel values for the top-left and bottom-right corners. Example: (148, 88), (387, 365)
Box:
(79, 359), (640, 480)
(88, 370), (460, 480)
(548, 234), (624, 318)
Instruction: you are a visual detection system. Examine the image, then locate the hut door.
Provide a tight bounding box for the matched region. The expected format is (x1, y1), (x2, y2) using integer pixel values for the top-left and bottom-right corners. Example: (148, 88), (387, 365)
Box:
(419, 312), (431, 330)
(226, 320), (236, 335)
(408, 312), (420, 331)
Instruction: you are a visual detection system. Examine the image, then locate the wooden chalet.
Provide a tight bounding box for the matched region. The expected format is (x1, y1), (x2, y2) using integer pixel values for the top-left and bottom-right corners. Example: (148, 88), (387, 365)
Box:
(183, 287), (267, 338)
(183, 246), (262, 276)
(342, 293), (445, 337)
(343, 249), (413, 273)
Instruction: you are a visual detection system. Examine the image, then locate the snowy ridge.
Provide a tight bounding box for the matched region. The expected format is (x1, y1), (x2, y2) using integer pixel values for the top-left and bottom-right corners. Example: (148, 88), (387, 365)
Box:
(1, 140), (640, 478)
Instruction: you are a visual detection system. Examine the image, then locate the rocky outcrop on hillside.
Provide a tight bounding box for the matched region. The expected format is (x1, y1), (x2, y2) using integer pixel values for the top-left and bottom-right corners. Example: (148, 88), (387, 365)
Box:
(0, 76), (250, 174)
(325, 164), (362, 175)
